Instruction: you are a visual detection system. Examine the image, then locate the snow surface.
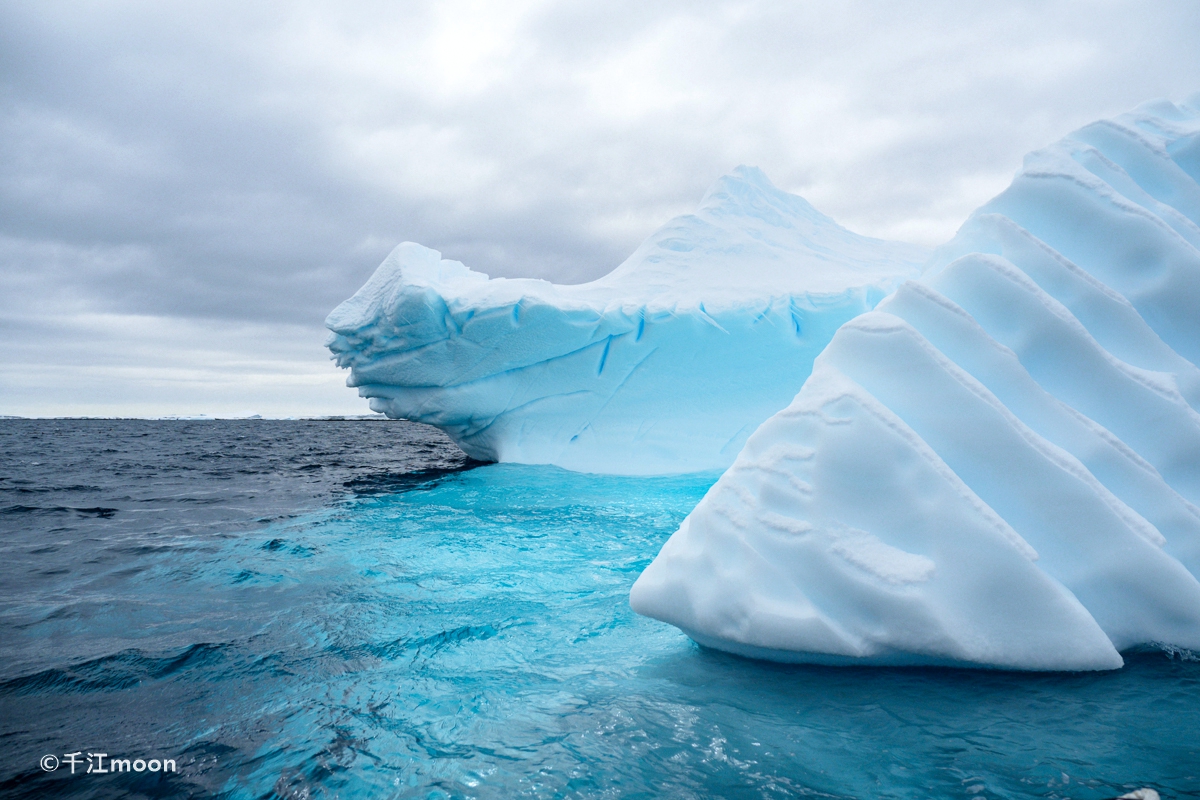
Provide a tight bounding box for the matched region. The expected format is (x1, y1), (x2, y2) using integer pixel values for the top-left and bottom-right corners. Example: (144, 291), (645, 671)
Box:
(632, 96), (1200, 670)
(326, 167), (926, 474)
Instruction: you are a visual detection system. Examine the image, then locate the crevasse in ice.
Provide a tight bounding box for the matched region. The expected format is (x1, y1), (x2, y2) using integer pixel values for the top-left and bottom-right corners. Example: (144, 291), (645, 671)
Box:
(631, 96), (1200, 670)
(326, 167), (927, 474)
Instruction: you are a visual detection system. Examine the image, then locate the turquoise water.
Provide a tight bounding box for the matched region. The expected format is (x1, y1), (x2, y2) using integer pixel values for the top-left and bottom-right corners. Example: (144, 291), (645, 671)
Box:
(4, 441), (1199, 798)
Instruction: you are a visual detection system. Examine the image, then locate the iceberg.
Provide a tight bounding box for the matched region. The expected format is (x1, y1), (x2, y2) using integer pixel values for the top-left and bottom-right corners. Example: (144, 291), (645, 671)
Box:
(632, 97), (1200, 670)
(326, 168), (926, 474)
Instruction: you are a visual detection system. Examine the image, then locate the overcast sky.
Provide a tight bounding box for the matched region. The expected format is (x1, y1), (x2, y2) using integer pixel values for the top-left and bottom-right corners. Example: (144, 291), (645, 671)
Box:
(2, 0), (1198, 417)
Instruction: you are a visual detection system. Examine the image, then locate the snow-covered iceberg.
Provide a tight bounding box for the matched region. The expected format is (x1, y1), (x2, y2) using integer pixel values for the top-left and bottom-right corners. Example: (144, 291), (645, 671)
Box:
(327, 168), (926, 474)
(632, 97), (1200, 670)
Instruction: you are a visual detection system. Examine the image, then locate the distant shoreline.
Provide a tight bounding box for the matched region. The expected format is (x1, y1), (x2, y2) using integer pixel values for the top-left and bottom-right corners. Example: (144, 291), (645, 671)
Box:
(0, 414), (399, 422)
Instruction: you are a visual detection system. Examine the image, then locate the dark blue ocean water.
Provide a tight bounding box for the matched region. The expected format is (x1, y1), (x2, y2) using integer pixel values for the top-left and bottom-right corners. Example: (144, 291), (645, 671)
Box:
(1, 420), (1197, 799)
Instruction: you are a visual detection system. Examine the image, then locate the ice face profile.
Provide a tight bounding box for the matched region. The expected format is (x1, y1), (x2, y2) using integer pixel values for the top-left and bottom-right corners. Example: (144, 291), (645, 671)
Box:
(329, 95), (1200, 670)
(326, 167), (926, 474)
(632, 96), (1200, 669)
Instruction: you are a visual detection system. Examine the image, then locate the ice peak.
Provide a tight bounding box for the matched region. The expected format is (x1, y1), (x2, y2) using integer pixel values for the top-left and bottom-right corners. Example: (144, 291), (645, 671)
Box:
(594, 166), (926, 304)
(700, 165), (833, 230)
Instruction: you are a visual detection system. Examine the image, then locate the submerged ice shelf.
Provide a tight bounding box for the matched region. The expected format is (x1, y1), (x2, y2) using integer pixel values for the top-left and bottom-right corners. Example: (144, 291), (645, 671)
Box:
(632, 96), (1200, 670)
(327, 167), (927, 474)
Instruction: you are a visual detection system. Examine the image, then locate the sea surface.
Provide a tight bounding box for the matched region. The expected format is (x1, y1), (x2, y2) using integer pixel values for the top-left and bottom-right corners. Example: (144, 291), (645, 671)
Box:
(0, 419), (1197, 799)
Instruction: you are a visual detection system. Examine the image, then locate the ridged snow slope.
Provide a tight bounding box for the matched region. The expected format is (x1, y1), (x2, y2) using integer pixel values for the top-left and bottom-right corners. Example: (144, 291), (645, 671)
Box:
(326, 167), (926, 474)
(632, 96), (1200, 670)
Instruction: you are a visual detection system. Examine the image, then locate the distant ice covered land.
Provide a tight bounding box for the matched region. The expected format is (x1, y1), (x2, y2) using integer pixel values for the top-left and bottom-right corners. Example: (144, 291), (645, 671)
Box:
(632, 96), (1200, 670)
(326, 167), (926, 474)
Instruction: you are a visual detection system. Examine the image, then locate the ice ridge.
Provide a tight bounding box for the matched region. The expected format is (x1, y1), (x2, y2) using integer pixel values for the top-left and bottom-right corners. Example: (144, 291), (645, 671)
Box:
(326, 166), (927, 474)
(631, 95), (1200, 670)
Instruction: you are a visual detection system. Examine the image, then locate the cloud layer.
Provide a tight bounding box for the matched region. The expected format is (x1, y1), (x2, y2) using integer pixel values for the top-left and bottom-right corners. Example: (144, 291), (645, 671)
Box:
(2, 0), (1197, 416)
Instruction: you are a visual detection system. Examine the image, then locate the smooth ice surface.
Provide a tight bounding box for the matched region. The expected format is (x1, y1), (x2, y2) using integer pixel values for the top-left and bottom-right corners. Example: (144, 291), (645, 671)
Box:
(634, 96), (1200, 670)
(326, 167), (926, 474)
(4, 422), (1199, 798)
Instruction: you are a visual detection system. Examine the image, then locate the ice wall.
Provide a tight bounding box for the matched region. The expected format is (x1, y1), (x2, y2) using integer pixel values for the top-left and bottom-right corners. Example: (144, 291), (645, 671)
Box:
(632, 97), (1200, 670)
(326, 168), (926, 474)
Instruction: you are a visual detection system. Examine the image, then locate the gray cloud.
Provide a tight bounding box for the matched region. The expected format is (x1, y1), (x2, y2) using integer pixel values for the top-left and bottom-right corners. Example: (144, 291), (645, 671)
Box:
(2, 0), (1197, 415)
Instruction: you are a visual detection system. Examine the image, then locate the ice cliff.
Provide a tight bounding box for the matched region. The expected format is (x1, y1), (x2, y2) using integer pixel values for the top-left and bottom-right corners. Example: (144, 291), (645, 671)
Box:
(632, 97), (1200, 670)
(326, 167), (927, 474)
